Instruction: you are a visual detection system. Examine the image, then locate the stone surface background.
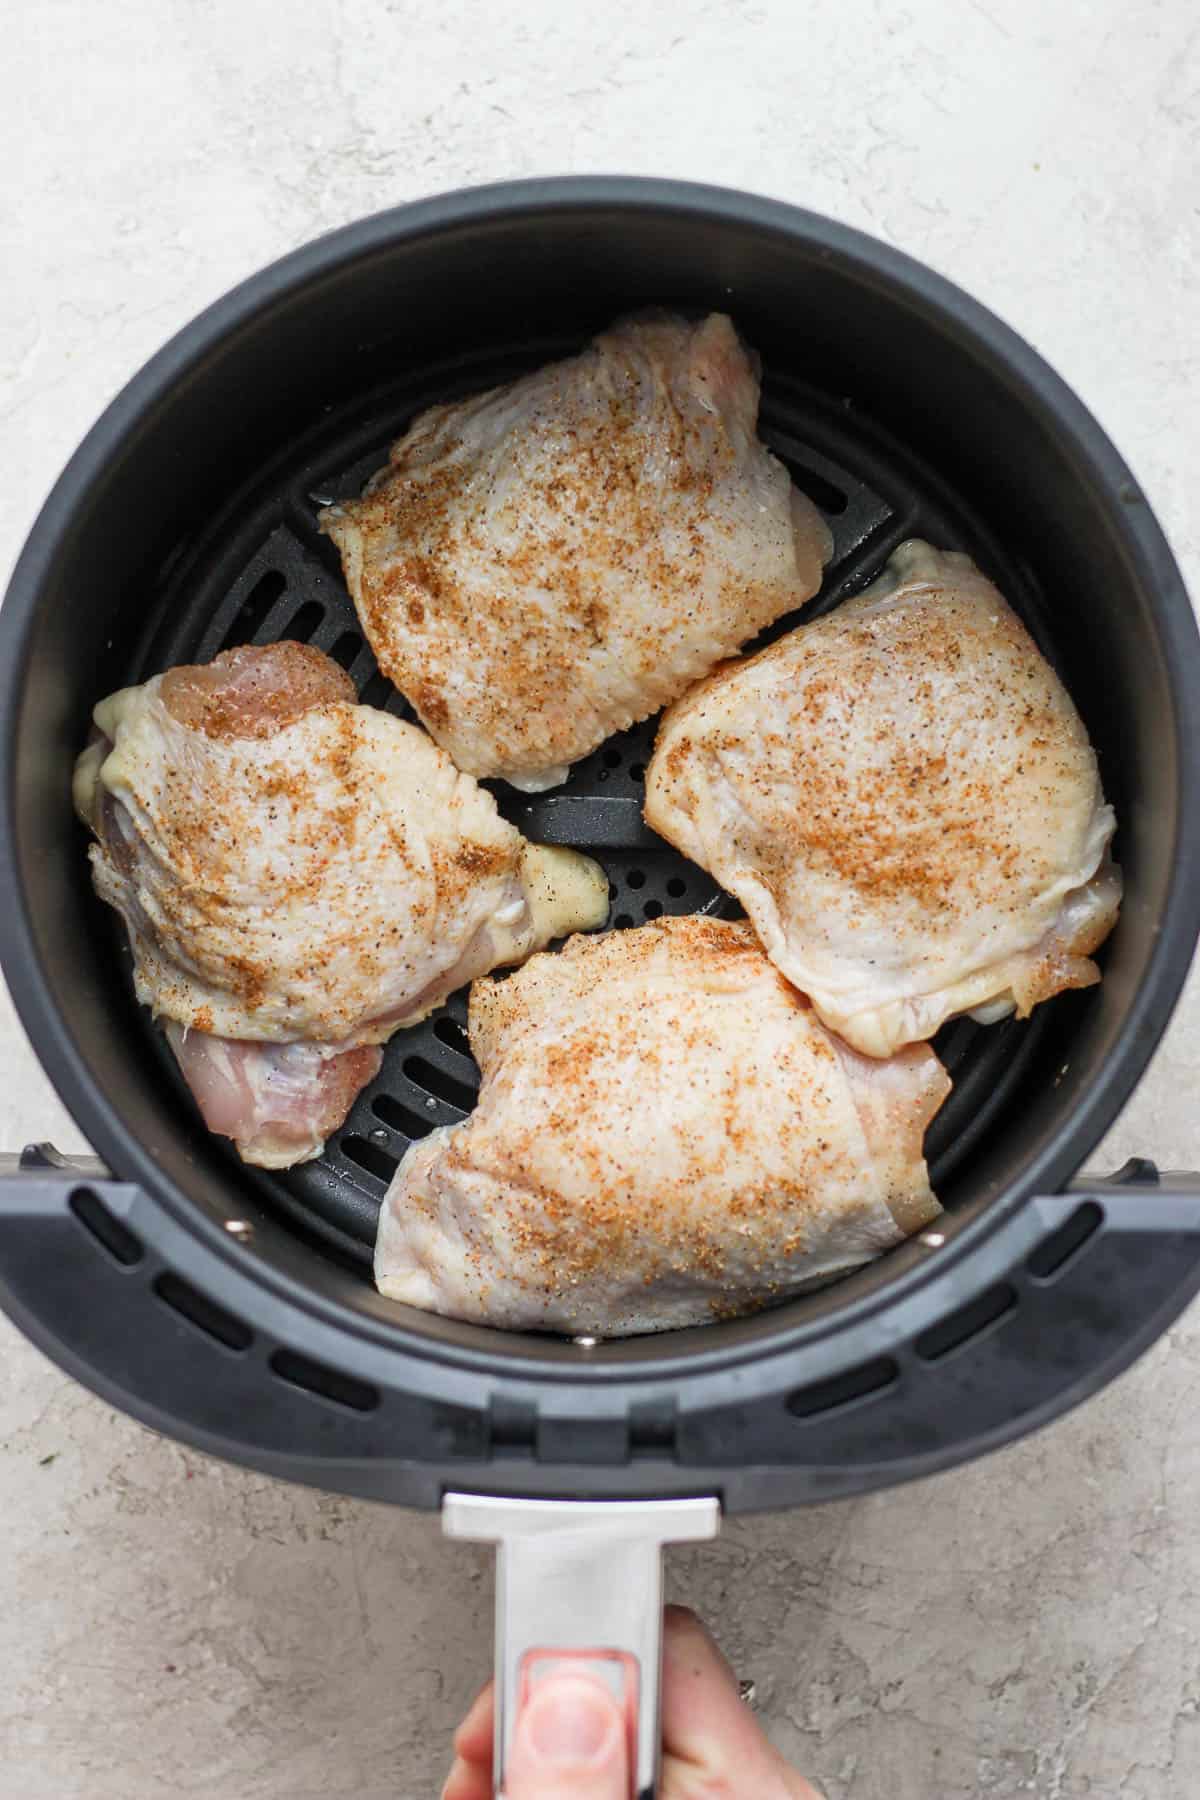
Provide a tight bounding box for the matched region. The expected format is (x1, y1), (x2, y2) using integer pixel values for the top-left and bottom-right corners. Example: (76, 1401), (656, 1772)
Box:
(2, 3), (1198, 1794)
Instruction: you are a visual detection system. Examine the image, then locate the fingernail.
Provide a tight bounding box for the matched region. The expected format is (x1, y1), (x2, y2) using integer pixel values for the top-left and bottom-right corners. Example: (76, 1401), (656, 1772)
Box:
(525, 1676), (618, 1766)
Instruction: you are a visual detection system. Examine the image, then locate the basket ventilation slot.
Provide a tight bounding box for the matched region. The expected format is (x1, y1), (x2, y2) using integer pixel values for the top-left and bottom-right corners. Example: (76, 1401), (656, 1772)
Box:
(433, 1016), (473, 1058)
(329, 629), (363, 669)
(403, 1054), (476, 1113)
(371, 1093), (439, 1141)
(224, 569), (286, 647)
(341, 1134), (399, 1184)
(284, 600), (324, 644)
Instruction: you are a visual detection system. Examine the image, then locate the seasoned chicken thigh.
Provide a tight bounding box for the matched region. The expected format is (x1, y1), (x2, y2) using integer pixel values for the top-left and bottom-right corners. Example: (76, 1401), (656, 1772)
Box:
(645, 542), (1121, 1057)
(375, 917), (949, 1335)
(322, 313), (832, 791)
(74, 642), (607, 1167)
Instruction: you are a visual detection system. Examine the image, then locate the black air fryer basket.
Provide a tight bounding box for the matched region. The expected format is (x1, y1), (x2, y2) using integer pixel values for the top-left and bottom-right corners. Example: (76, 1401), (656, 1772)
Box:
(2, 180), (1199, 1796)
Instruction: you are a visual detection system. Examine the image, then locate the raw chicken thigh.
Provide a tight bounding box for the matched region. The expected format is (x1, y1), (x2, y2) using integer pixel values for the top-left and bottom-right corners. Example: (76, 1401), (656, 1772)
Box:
(74, 642), (607, 1167)
(321, 313), (832, 791)
(374, 917), (949, 1334)
(645, 541), (1121, 1057)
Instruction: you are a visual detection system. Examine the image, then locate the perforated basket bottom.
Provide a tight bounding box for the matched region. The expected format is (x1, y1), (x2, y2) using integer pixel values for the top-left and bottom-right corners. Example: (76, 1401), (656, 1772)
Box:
(126, 335), (1052, 1269)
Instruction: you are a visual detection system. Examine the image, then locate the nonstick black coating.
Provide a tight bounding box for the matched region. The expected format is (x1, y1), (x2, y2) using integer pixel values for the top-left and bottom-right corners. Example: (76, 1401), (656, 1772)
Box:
(122, 336), (1053, 1271)
(2, 181), (1198, 1388)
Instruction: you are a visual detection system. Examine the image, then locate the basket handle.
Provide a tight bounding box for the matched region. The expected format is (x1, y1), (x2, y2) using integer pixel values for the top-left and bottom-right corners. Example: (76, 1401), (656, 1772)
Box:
(443, 1493), (720, 1799)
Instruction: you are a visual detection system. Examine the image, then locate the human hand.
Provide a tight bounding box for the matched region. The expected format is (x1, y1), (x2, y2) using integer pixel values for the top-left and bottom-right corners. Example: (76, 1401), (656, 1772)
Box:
(442, 1604), (824, 1799)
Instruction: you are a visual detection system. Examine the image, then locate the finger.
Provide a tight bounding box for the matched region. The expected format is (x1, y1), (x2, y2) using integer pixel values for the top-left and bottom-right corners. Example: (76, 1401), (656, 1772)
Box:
(661, 1605), (776, 1766)
(505, 1671), (629, 1800)
(661, 1607), (824, 1799)
(452, 1679), (495, 1768)
(440, 1753), (492, 1800)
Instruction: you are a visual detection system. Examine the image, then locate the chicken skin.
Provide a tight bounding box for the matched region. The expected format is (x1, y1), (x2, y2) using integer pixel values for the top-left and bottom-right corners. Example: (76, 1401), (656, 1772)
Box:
(645, 541), (1121, 1057)
(74, 642), (607, 1167)
(375, 917), (948, 1335)
(322, 313), (832, 791)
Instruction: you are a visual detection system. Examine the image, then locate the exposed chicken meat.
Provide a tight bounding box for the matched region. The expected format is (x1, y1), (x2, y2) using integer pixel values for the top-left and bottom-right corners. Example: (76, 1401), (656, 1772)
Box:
(322, 313), (832, 791)
(75, 642), (607, 1166)
(375, 917), (949, 1334)
(645, 541), (1121, 1056)
(164, 1027), (383, 1172)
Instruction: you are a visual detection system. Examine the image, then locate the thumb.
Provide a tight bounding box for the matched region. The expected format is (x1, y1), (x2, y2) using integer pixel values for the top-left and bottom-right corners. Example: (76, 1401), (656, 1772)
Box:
(504, 1672), (629, 1800)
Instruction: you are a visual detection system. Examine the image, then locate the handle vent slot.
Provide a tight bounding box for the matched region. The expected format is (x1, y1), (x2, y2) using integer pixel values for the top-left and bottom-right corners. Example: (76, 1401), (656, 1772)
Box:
(1027, 1201), (1103, 1281)
(915, 1281), (1017, 1362)
(269, 1347), (379, 1413)
(69, 1187), (143, 1268)
(154, 1271), (253, 1351)
(787, 1353), (899, 1420)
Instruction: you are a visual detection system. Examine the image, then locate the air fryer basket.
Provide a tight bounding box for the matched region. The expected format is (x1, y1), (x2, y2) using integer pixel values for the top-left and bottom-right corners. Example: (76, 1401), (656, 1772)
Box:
(6, 177), (1200, 1796)
(1, 179), (1199, 1520)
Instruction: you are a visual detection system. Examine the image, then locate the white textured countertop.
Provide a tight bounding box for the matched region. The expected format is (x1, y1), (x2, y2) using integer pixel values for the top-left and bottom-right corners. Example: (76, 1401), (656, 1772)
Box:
(3, 3), (1199, 1796)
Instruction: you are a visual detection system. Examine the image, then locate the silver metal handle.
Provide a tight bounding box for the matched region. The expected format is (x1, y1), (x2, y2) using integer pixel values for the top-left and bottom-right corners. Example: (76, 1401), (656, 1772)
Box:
(444, 1493), (721, 1798)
